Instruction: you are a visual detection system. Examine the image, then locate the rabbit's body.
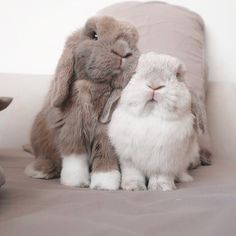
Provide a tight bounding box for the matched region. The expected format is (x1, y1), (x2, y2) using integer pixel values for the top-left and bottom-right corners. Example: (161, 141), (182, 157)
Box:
(25, 16), (140, 190)
(109, 53), (200, 191)
(110, 110), (197, 176)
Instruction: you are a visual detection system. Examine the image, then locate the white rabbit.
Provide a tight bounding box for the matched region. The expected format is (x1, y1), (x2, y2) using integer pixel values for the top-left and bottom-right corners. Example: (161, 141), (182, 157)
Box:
(108, 52), (200, 191)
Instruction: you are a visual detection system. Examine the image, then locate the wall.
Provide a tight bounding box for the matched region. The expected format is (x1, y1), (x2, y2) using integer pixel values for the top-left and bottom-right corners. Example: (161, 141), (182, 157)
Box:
(0, 0), (235, 83)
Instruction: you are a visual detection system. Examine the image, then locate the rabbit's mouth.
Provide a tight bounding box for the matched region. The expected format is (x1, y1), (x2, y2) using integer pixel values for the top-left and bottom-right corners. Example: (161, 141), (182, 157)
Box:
(112, 68), (122, 76)
(112, 57), (127, 74)
(146, 99), (158, 109)
(148, 98), (157, 103)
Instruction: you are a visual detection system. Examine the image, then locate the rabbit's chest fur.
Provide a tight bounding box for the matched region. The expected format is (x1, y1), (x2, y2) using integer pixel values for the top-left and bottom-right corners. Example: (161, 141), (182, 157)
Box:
(72, 80), (112, 116)
(109, 109), (196, 176)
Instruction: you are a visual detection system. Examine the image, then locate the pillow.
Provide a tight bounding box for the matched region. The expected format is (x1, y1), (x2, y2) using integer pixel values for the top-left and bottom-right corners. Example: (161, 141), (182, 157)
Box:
(98, 1), (211, 160)
(0, 97), (13, 187)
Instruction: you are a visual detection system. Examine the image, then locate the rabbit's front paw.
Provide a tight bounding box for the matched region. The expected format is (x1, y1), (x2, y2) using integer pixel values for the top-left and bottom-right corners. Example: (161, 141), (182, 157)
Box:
(90, 170), (120, 190)
(121, 165), (146, 191)
(177, 172), (193, 183)
(121, 179), (146, 191)
(60, 154), (90, 187)
(158, 182), (176, 191)
(148, 175), (176, 191)
(61, 170), (90, 187)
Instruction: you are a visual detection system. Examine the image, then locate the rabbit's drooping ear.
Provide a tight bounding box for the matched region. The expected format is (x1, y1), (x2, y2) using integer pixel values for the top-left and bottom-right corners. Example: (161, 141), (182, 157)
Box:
(0, 97), (13, 111)
(175, 59), (206, 134)
(99, 89), (122, 124)
(51, 30), (81, 107)
(47, 107), (65, 129)
(176, 60), (187, 82)
(191, 90), (207, 134)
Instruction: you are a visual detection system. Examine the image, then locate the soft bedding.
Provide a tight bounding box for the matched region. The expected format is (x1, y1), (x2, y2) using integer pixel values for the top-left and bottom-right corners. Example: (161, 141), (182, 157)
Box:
(0, 144), (236, 236)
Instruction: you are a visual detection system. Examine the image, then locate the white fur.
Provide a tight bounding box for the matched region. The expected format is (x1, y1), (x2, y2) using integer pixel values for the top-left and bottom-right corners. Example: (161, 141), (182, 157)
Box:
(60, 153), (90, 187)
(24, 162), (48, 179)
(120, 160), (146, 191)
(109, 53), (200, 191)
(148, 175), (176, 191)
(177, 172), (194, 183)
(90, 170), (120, 190)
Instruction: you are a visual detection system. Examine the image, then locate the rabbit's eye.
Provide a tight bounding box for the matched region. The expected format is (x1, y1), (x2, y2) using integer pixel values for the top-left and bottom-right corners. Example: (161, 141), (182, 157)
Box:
(91, 31), (98, 40)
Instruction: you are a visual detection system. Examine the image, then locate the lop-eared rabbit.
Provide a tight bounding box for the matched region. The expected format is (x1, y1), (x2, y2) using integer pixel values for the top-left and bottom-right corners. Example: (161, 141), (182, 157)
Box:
(109, 53), (209, 191)
(25, 16), (140, 190)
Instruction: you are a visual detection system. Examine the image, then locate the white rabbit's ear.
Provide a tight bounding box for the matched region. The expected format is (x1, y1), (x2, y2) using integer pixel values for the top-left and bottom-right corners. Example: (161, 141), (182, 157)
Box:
(176, 60), (187, 82)
(51, 31), (81, 107)
(190, 90), (207, 134)
(99, 89), (122, 124)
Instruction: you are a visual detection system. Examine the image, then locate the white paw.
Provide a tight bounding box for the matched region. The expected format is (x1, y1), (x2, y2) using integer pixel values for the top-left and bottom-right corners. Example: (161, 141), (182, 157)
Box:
(120, 164), (146, 191)
(148, 175), (176, 191)
(122, 179), (146, 191)
(148, 176), (159, 191)
(158, 181), (176, 191)
(60, 154), (90, 187)
(152, 175), (176, 191)
(178, 172), (194, 183)
(90, 170), (120, 190)
(61, 169), (89, 187)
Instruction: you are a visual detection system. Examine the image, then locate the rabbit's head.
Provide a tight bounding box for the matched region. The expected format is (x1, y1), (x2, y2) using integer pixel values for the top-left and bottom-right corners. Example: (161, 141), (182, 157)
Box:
(51, 16), (139, 108)
(74, 17), (139, 82)
(119, 53), (191, 119)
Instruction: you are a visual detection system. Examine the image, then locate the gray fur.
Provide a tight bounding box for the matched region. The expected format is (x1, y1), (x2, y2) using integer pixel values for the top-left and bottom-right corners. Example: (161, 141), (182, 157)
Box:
(25, 16), (140, 179)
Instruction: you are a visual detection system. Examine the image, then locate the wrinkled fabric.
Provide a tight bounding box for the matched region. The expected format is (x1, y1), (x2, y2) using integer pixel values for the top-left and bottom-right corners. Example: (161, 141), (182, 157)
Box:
(0, 148), (236, 236)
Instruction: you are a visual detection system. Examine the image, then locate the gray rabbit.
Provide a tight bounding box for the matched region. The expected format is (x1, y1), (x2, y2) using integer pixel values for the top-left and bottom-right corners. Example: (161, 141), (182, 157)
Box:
(25, 16), (140, 190)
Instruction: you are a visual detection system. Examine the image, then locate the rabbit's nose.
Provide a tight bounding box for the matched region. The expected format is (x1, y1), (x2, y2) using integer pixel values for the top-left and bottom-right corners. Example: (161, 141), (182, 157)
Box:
(111, 49), (132, 58)
(147, 85), (166, 91)
(112, 39), (132, 58)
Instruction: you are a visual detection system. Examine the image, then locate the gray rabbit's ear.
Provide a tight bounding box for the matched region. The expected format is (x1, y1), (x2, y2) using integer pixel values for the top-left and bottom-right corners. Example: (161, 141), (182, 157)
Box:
(190, 90), (207, 134)
(47, 107), (65, 129)
(0, 97), (13, 111)
(51, 31), (81, 107)
(99, 89), (122, 124)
